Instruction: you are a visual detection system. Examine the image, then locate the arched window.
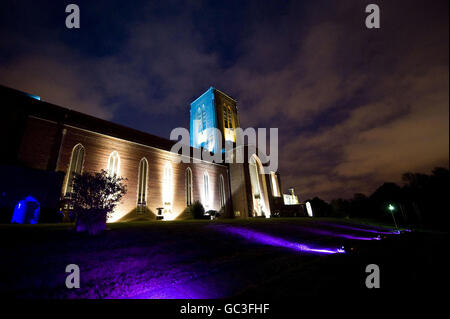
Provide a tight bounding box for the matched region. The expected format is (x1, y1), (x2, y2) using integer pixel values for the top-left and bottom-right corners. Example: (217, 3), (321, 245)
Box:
(163, 163), (173, 208)
(223, 104), (236, 143)
(107, 151), (120, 176)
(64, 143), (85, 197)
(137, 158), (148, 207)
(249, 154), (270, 217)
(249, 158), (261, 198)
(223, 105), (233, 129)
(185, 167), (193, 206)
(219, 174), (226, 209)
(196, 104), (207, 132)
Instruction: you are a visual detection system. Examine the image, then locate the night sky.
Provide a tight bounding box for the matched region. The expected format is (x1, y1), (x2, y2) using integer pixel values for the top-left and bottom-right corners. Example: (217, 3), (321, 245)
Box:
(1, 0), (448, 200)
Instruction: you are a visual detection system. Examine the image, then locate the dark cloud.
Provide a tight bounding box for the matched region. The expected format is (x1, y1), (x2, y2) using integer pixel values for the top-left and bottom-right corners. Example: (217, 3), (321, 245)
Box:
(0, 0), (448, 200)
(1, 2), (221, 120)
(219, 0), (449, 200)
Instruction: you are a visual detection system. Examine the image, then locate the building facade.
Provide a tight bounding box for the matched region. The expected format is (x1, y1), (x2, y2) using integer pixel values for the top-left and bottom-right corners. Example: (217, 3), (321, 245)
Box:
(1, 85), (305, 223)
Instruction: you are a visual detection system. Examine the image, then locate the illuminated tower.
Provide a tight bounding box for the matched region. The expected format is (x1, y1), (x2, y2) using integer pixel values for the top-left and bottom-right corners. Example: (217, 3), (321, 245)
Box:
(190, 87), (240, 153)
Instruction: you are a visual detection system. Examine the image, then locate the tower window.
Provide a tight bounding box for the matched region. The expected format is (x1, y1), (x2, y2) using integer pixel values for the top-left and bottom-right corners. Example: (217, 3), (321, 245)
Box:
(223, 104), (233, 129)
(201, 105), (207, 131)
(196, 104), (207, 132)
(196, 107), (203, 131)
(223, 105), (228, 128)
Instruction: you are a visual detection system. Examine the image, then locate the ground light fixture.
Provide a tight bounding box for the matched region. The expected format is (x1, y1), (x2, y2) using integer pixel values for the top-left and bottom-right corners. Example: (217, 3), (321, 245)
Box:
(387, 203), (399, 229)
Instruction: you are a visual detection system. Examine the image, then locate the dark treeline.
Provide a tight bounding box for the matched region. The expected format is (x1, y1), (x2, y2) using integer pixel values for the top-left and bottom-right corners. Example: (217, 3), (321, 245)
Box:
(306, 167), (449, 231)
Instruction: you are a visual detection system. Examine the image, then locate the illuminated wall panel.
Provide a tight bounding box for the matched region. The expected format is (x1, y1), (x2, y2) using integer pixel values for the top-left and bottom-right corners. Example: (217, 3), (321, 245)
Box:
(306, 201), (313, 217)
(190, 87), (219, 153)
(190, 87), (240, 154)
(270, 171), (280, 197)
(53, 122), (231, 222)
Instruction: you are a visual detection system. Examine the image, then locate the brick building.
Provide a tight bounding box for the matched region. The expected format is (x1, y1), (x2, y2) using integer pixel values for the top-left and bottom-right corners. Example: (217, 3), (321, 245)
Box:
(1, 85), (304, 223)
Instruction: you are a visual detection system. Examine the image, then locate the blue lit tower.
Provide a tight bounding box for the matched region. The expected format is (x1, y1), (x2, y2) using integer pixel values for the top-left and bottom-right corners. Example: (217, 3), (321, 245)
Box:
(190, 87), (240, 153)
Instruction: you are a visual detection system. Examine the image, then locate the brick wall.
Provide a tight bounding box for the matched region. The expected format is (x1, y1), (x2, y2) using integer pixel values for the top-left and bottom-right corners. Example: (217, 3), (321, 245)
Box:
(19, 117), (232, 222)
(18, 116), (60, 170)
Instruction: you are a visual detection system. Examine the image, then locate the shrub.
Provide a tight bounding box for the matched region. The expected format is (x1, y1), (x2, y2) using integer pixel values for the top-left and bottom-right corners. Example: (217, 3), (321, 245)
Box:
(70, 169), (127, 235)
(206, 210), (220, 220)
(189, 201), (205, 219)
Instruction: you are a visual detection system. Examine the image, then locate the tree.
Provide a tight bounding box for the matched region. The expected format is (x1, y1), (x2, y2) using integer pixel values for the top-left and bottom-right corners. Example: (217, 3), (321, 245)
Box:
(71, 169), (127, 234)
(189, 200), (205, 219)
(369, 182), (403, 220)
(322, 167), (448, 229)
(402, 167), (449, 228)
(330, 198), (350, 218)
(349, 193), (373, 218)
(307, 197), (333, 217)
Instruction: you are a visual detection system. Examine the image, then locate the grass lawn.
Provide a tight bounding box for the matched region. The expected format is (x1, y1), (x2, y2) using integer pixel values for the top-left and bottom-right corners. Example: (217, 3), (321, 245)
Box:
(0, 218), (445, 299)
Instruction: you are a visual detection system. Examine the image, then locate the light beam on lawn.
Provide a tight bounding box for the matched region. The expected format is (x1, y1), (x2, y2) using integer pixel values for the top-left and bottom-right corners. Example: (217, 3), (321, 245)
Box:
(213, 225), (345, 254)
(292, 225), (381, 241)
(316, 221), (402, 235)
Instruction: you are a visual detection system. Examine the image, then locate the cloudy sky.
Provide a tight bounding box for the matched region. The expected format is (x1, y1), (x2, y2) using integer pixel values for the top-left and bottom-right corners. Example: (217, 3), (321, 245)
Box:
(1, 0), (448, 200)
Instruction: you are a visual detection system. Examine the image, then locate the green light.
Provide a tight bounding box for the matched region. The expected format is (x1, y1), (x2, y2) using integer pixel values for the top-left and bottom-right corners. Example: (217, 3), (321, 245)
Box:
(388, 204), (395, 212)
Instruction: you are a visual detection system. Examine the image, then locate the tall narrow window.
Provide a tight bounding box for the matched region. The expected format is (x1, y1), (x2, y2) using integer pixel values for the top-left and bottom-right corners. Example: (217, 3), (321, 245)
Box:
(270, 171), (280, 197)
(107, 151), (120, 176)
(223, 104), (233, 129)
(223, 105), (229, 128)
(219, 174), (226, 209)
(203, 171), (210, 209)
(223, 105), (236, 143)
(201, 104), (207, 131)
(185, 168), (193, 206)
(249, 161), (261, 198)
(196, 105), (208, 132)
(137, 158), (148, 207)
(196, 107), (203, 131)
(64, 144), (85, 196)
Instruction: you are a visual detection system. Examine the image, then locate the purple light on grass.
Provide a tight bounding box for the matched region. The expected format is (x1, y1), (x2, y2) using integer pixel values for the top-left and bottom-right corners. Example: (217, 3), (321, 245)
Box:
(316, 222), (400, 235)
(116, 269), (223, 299)
(214, 225), (345, 254)
(128, 283), (215, 299)
(293, 226), (381, 240)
